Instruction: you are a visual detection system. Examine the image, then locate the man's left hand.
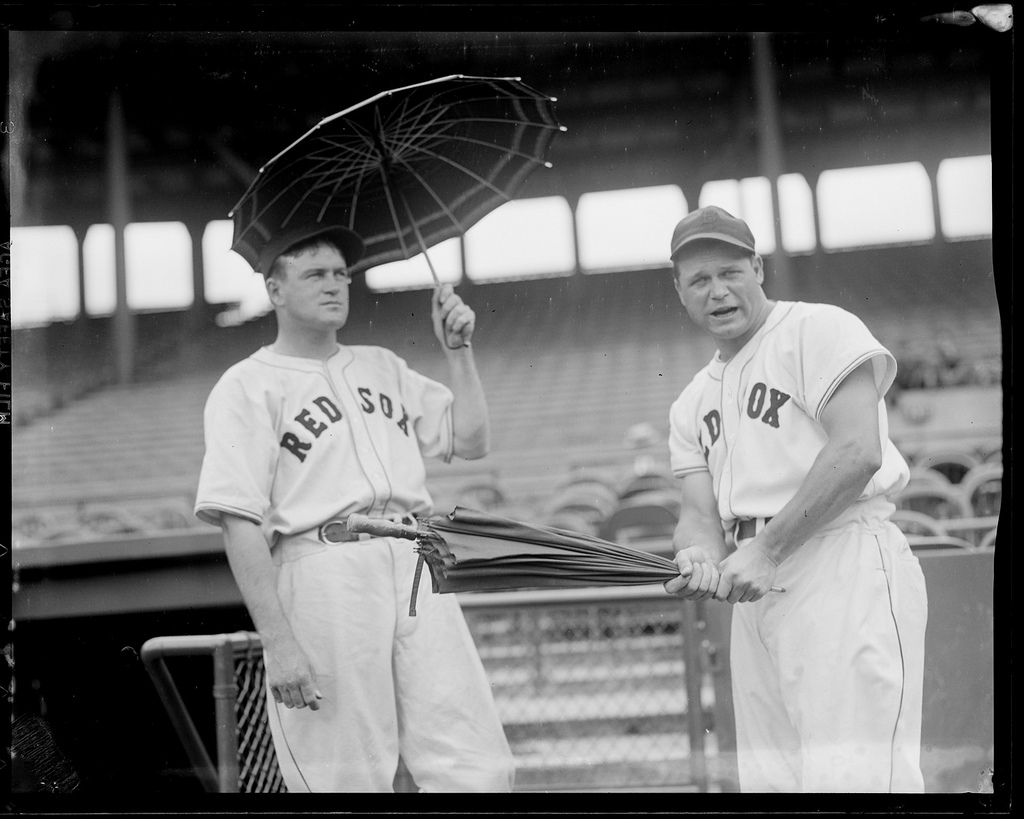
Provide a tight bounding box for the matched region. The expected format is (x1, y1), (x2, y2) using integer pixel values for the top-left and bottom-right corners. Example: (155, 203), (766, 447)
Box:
(432, 284), (475, 349)
(713, 541), (779, 604)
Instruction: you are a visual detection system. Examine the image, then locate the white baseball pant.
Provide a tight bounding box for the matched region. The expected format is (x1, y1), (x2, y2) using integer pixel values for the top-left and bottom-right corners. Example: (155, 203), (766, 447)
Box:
(728, 503), (928, 792)
(264, 534), (516, 792)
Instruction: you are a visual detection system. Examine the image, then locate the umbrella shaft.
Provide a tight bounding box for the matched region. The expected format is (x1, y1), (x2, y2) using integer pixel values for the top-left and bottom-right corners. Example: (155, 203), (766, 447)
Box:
(347, 513), (419, 540)
(396, 187), (441, 287)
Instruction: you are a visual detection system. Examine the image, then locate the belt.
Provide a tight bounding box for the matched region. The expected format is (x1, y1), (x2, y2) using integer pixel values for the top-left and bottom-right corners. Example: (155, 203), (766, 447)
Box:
(735, 517), (772, 541)
(318, 520), (374, 544)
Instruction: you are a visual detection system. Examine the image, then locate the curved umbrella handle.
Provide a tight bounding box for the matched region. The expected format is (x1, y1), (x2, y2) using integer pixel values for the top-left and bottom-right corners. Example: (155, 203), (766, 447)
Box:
(346, 513), (419, 540)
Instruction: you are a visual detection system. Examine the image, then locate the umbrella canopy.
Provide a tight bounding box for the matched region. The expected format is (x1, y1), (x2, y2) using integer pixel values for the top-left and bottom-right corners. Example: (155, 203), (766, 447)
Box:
(413, 506), (685, 593)
(229, 74), (565, 281)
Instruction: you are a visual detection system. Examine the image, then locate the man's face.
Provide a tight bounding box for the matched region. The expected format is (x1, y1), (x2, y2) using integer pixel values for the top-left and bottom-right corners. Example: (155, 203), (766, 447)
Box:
(673, 242), (768, 353)
(267, 243), (351, 332)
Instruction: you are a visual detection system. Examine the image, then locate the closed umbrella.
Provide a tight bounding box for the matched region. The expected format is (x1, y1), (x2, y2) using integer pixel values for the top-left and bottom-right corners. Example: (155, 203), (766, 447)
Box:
(346, 506), (783, 615)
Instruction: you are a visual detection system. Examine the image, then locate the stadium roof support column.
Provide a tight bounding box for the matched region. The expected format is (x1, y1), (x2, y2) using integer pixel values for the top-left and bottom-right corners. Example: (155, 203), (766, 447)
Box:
(187, 221), (207, 336)
(751, 33), (793, 298)
(106, 90), (136, 385)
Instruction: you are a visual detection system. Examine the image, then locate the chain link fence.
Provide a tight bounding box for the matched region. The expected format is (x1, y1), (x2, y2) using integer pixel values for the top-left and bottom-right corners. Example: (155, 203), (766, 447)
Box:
(461, 590), (714, 790)
(143, 588), (725, 792)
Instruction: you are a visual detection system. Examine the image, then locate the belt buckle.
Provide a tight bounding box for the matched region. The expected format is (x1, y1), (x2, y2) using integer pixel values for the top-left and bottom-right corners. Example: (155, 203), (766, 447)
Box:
(319, 520), (352, 544)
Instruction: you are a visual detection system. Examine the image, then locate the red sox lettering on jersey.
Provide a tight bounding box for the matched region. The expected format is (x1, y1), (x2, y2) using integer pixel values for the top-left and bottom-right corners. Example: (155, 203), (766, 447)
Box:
(670, 301), (909, 527)
(698, 385), (791, 459)
(280, 390), (412, 462)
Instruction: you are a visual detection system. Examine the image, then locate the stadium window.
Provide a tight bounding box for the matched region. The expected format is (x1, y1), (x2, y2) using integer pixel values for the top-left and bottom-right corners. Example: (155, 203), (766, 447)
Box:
(577, 185), (686, 273)
(698, 178), (776, 255)
(364, 237), (462, 293)
(937, 155), (992, 240)
(777, 173), (817, 254)
(817, 162), (935, 250)
(83, 224), (117, 316)
(697, 175), (816, 255)
(124, 222), (194, 310)
(84, 222), (195, 314)
(202, 219), (272, 325)
(10, 225), (80, 329)
(464, 196), (575, 282)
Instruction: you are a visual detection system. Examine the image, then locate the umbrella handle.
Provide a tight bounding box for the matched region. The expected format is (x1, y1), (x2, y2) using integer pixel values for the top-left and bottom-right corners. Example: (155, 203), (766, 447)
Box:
(346, 514), (419, 540)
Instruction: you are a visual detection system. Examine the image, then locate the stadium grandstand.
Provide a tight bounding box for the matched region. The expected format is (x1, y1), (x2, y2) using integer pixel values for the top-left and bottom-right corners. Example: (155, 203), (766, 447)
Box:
(8, 15), (1008, 802)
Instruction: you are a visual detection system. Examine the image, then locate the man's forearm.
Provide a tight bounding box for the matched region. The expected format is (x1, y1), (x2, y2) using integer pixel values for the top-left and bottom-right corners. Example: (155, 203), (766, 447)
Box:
(672, 509), (730, 563)
(756, 437), (879, 565)
(222, 518), (298, 649)
(445, 345), (490, 459)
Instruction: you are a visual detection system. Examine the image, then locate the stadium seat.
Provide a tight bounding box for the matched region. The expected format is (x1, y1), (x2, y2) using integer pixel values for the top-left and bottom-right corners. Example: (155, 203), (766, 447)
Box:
(78, 505), (153, 537)
(542, 484), (618, 531)
(976, 438), (1003, 463)
(599, 490), (680, 546)
(894, 484), (973, 521)
(542, 509), (601, 537)
(454, 477), (508, 512)
(960, 462), (1003, 518)
(618, 469), (678, 501)
(907, 465), (952, 488)
(906, 535), (976, 553)
(912, 446), (981, 484)
(552, 471), (621, 506)
(890, 509), (949, 538)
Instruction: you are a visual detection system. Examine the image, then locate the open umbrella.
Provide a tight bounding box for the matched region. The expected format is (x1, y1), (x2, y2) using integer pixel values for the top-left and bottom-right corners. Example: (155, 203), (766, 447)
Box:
(346, 506), (784, 615)
(228, 74), (565, 286)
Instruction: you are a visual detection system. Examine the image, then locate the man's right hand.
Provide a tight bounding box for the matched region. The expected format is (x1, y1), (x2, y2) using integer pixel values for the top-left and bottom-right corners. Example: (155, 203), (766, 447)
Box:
(265, 638), (323, 711)
(664, 546), (721, 601)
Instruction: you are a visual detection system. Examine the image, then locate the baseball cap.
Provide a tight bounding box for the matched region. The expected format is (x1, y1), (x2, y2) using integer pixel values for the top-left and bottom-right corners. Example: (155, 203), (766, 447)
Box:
(231, 211), (366, 277)
(669, 206), (756, 260)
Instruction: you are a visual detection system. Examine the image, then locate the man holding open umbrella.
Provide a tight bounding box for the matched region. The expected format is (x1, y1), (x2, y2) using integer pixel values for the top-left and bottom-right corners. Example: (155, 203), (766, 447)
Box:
(663, 206), (928, 793)
(193, 221), (515, 793)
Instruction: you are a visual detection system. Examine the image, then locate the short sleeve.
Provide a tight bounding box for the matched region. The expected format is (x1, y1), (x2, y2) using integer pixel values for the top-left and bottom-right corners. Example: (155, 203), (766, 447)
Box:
(668, 388), (709, 478)
(394, 355), (455, 463)
(194, 372), (280, 527)
(797, 305), (897, 422)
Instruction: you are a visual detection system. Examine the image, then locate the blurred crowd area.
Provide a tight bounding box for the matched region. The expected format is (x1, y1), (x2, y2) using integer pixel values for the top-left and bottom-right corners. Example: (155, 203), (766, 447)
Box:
(891, 329), (1002, 393)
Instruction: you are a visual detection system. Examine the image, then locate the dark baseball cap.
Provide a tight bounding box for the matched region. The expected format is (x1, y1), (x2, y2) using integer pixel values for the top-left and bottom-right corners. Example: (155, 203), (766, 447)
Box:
(231, 212), (366, 277)
(669, 206), (756, 260)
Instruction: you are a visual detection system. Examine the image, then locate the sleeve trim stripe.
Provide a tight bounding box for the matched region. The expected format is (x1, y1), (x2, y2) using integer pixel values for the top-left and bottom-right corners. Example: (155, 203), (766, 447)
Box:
(814, 349), (888, 421)
(672, 466), (710, 478)
(194, 503), (263, 526)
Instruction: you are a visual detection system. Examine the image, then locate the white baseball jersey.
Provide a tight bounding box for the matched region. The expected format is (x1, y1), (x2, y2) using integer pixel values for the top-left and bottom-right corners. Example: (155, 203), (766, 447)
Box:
(195, 344), (455, 544)
(669, 300), (910, 530)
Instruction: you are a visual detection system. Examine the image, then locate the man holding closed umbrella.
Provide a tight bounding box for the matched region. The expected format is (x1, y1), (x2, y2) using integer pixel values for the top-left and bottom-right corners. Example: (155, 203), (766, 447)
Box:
(194, 220), (514, 793)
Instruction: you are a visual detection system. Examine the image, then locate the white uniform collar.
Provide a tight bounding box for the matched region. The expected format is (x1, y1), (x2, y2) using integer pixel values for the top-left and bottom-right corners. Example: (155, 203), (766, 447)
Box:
(254, 343), (350, 371)
(709, 300), (790, 373)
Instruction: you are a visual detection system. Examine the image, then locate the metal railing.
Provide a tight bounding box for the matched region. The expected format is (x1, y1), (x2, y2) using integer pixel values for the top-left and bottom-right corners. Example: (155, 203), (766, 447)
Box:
(141, 585), (723, 793)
